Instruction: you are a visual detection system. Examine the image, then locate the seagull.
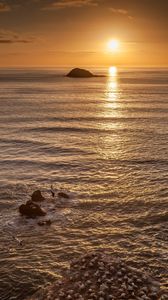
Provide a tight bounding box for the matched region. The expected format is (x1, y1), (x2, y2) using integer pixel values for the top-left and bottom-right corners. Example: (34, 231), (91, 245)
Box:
(4, 228), (24, 246)
(12, 235), (23, 246)
(50, 185), (55, 198)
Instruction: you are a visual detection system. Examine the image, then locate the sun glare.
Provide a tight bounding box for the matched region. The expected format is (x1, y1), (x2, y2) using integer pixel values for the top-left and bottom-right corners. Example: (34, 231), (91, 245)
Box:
(107, 39), (120, 52)
(109, 66), (117, 77)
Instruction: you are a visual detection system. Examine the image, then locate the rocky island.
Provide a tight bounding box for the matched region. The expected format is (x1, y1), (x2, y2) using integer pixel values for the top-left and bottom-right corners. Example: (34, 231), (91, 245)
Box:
(66, 68), (97, 78)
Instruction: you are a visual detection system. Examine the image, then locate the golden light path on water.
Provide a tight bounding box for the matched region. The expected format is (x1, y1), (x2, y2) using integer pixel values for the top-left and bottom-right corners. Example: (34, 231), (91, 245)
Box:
(106, 66), (119, 105)
(100, 66), (123, 161)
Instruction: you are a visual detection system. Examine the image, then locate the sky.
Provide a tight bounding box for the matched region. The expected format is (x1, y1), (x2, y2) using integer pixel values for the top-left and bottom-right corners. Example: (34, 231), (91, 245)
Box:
(0, 0), (168, 67)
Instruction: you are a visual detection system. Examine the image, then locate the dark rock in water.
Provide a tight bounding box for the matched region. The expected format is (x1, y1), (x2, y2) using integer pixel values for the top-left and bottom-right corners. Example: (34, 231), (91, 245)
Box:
(31, 190), (45, 202)
(58, 192), (69, 199)
(38, 220), (52, 226)
(19, 201), (46, 218)
(66, 68), (94, 78)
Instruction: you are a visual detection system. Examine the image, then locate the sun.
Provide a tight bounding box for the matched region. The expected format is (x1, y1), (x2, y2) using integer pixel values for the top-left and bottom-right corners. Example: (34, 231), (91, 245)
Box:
(107, 39), (120, 52)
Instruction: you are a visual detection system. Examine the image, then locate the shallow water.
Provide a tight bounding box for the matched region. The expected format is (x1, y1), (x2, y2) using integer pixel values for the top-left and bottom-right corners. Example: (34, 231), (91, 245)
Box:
(0, 67), (167, 299)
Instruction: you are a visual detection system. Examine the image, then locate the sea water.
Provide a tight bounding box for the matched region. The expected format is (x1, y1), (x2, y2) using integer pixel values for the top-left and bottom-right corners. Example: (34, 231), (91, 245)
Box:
(0, 67), (167, 299)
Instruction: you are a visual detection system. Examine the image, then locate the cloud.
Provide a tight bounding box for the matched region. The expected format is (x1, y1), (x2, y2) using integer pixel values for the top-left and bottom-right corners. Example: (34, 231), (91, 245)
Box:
(0, 30), (34, 43)
(0, 39), (32, 43)
(110, 7), (133, 20)
(42, 0), (98, 10)
(0, 2), (11, 12)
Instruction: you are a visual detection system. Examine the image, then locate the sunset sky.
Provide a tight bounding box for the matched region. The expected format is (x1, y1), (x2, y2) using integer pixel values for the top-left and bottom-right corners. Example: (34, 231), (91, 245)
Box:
(0, 0), (168, 67)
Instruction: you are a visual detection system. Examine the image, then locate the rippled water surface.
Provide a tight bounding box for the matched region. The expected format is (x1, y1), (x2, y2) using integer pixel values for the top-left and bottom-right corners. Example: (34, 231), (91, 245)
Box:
(0, 67), (167, 299)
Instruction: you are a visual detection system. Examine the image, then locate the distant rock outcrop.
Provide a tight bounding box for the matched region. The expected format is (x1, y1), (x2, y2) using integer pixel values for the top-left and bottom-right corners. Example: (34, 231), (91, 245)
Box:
(66, 68), (94, 78)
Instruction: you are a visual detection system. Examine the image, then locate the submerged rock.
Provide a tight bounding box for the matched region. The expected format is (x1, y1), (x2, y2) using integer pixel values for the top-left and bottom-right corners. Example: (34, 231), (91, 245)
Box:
(27, 252), (167, 300)
(37, 220), (52, 226)
(31, 190), (45, 202)
(19, 200), (46, 218)
(66, 68), (94, 78)
(58, 191), (69, 199)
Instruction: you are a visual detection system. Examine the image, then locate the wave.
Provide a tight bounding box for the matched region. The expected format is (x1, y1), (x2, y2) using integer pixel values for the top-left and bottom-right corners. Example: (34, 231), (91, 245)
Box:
(129, 211), (168, 227)
(25, 125), (168, 139)
(0, 157), (168, 168)
(0, 138), (91, 155)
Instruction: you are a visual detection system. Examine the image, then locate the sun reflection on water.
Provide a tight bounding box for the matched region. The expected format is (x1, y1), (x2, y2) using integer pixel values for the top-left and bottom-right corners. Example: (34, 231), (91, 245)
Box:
(106, 66), (119, 105)
(109, 66), (117, 77)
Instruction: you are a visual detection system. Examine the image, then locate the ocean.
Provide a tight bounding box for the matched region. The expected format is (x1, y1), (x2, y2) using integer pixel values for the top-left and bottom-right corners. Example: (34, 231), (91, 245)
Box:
(0, 67), (167, 299)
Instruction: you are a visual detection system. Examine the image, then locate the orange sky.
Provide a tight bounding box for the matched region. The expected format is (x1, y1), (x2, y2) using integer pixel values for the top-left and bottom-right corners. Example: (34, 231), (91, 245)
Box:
(0, 0), (168, 67)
